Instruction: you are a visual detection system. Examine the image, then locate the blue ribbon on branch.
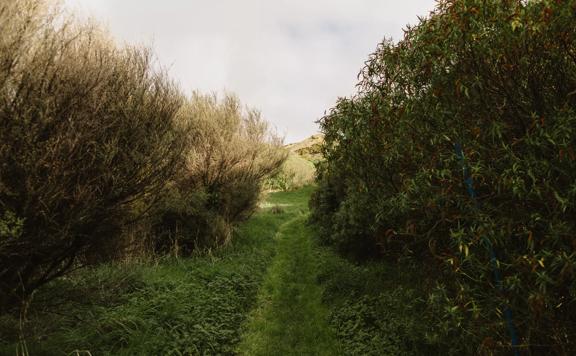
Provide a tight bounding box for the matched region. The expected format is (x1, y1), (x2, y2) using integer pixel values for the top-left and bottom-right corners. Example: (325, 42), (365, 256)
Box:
(454, 143), (520, 355)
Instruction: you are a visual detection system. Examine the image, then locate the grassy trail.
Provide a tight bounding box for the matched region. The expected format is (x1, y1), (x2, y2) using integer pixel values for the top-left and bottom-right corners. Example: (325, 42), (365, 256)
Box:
(0, 190), (313, 355)
(238, 194), (340, 355)
(1, 187), (344, 355)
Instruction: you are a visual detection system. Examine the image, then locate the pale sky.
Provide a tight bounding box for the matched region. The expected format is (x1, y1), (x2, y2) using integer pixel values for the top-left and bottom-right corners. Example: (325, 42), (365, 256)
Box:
(62, 0), (437, 143)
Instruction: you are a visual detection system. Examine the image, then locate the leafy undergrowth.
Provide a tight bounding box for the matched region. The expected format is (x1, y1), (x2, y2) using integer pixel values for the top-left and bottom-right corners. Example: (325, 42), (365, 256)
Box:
(315, 248), (460, 355)
(0, 188), (314, 355)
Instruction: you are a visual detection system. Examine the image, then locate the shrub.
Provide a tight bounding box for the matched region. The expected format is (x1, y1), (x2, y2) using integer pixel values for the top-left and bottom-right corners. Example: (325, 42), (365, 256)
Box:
(0, 0), (188, 308)
(311, 0), (576, 353)
(151, 93), (286, 254)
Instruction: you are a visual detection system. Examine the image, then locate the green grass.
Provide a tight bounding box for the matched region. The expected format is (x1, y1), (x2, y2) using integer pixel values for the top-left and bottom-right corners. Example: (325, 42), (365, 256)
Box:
(238, 214), (340, 355)
(0, 185), (443, 355)
(0, 188), (314, 355)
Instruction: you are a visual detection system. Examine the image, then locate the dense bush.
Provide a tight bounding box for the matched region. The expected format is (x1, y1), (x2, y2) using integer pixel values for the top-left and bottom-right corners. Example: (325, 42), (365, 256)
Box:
(151, 93), (286, 254)
(311, 0), (576, 353)
(0, 0), (286, 309)
(0, 0), (190, 308)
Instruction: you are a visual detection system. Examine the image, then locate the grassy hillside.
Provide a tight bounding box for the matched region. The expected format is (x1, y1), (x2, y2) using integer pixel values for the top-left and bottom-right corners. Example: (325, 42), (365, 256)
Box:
(285, 134), (324, 163)
(267, 135), (323, 191)
(281, 153), (316, 187)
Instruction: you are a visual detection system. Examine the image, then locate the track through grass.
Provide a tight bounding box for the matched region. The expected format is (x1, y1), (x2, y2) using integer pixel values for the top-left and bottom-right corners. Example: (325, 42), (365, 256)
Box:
(0, 189), (313, 355)
(238, 197), (340, 355)
(0, 187), (342, 355)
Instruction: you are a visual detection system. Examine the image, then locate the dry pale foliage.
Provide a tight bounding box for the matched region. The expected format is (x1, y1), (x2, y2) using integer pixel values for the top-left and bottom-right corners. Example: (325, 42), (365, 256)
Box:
(151, 93), (286, 253)
(0, 0), (189, 308)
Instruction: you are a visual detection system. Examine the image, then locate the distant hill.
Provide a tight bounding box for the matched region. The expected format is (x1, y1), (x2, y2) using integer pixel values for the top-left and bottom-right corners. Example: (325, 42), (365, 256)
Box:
(285, 134), (324, 163)
(266, 135), (324, 191)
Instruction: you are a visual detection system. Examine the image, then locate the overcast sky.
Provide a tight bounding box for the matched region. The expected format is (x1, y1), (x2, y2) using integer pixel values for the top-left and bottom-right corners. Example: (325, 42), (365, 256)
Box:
(62, 0), (436, 143)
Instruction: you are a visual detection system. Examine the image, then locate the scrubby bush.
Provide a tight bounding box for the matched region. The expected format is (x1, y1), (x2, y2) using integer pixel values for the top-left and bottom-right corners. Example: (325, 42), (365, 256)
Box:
(151, 93), (286, 254)
(0, 0), (189, 308)
(311, 0), (576, 353)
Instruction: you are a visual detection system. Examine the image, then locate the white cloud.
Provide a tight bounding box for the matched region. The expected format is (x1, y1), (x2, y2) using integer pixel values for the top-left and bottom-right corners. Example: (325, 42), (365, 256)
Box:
(63, 0), (436, 143)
